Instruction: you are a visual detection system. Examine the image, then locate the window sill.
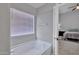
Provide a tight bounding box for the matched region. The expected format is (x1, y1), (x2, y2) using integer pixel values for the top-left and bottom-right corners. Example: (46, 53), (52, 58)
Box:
(10, 32), (34, 37)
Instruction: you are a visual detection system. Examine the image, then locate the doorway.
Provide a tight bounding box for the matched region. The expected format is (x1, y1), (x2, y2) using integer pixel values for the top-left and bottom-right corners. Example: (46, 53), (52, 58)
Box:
(57, 3), (79, 55)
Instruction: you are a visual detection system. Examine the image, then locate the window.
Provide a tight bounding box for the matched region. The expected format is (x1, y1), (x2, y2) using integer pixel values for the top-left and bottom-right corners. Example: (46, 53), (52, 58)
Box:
(10, 8), (34, 36)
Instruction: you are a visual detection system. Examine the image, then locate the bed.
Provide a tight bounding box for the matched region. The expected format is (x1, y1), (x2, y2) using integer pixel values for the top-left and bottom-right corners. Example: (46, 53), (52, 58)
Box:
(63, 29), (79, 40)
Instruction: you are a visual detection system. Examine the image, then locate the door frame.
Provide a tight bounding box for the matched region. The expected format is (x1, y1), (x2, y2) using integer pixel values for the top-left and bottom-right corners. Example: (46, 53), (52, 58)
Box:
(53, 5), (59, 55)
(53, 4), (67, 55)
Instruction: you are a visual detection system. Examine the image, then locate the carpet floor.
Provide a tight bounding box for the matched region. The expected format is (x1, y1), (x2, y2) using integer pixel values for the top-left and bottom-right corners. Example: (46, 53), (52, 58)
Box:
(58, 39), (79, 55)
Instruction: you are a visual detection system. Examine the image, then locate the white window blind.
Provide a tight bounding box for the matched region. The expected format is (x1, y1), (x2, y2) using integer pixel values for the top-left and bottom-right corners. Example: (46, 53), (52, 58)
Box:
(10, 8), (34, 36)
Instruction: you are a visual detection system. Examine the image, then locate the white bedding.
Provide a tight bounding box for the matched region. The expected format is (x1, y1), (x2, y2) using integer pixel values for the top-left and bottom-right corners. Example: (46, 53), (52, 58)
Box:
(63, 32), (79, 39)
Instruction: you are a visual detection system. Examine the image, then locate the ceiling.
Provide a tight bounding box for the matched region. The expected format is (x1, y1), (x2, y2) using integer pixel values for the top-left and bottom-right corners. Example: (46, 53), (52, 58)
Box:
(59, 3), (77, 14)
(27, 3), (46, 8)
(27, 3), (77, 14)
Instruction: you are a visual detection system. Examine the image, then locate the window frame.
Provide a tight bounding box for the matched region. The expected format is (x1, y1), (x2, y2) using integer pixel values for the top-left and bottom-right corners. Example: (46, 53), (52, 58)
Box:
(10, 8), (35, 37)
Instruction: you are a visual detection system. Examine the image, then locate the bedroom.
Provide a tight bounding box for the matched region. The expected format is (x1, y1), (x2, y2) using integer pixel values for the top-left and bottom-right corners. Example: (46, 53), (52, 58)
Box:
(58, 3), (79, 55)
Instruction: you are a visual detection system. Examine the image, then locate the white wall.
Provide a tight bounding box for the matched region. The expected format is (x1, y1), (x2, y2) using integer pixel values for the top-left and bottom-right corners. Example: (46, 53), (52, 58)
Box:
(0, 4), (10, 54)
(37, 4), (53, 43)
(11, 34), (35, 48)
(59, 11), (79, 31)
(37, 4), (53, 54)
(37, 11), (53, 43)
(10, 4), (37, 47)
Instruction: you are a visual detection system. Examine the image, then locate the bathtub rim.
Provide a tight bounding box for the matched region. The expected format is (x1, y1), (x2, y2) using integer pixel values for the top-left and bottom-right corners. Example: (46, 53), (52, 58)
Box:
(10, 40), (51, 55)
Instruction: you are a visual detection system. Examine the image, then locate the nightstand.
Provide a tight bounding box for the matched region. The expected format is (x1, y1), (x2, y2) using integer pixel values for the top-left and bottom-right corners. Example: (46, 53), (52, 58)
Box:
(58, 30), (65, 40)
(59, 31), (65, 36)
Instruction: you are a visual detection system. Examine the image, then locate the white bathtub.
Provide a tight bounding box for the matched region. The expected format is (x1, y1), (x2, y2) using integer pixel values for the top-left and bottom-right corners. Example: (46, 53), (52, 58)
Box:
(11, 40), (51, 55)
